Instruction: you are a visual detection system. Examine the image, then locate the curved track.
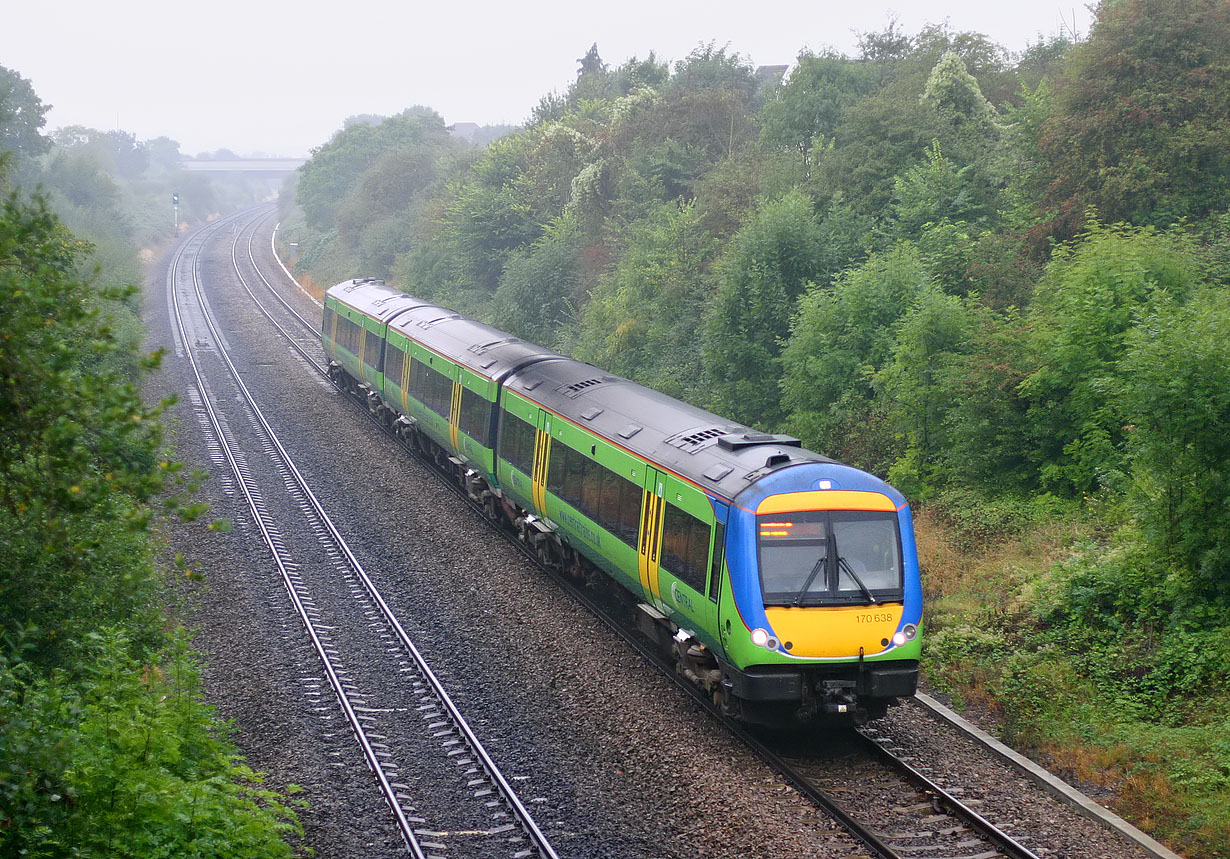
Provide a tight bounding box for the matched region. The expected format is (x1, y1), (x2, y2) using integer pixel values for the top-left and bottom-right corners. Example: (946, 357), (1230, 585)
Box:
(227, 207), (1054, 859)
(167, 210), (560, 859)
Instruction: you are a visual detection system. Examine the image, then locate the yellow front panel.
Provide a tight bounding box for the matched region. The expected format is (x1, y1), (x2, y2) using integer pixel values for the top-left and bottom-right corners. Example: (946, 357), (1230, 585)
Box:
(757, 490), (898, 515)
(764, 604), (903, 658)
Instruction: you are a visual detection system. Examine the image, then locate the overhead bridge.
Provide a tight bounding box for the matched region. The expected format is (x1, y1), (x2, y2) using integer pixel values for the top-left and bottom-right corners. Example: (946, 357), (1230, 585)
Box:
(179, 158), (306, 173)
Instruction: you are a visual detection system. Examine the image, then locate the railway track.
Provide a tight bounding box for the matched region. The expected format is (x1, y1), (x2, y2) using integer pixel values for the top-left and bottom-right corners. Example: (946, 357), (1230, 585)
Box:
(168, 210), (560, 859)
(219, 207), (1060, 859)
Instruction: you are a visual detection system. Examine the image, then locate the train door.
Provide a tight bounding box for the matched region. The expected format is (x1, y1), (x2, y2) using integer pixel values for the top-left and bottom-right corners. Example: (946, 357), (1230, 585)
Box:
(709, 502), (730, 656)
(447, 380), (463, 452)
(529, 409), (553, 515)
(637, 467), (667, 609)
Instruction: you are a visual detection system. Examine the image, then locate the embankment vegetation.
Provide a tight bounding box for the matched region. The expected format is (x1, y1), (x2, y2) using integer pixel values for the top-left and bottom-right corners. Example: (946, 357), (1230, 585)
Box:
(0, 69), (301, 856)
(279, 2), (1230, 853)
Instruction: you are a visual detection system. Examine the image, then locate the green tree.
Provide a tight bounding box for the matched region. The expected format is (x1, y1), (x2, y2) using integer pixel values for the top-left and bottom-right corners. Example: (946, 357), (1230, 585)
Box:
(0, 66), (50, 166)
(0, 188), (172, 663)
(1019, 221), (1200, 495)
(875, 287), (975, 497)
(491, 216), (582, 345)
(572, 202), (719, 400)
(760, 50), (876, 177)
(702, 190), (827, 426)
(1031, 0), (1230, 234)
(1117, 289), (1230, 598)
(781, 242), (932, 471)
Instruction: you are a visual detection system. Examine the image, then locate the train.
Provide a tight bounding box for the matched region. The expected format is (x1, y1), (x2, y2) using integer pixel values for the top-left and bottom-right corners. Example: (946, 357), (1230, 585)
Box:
(322, 277), (921, 725)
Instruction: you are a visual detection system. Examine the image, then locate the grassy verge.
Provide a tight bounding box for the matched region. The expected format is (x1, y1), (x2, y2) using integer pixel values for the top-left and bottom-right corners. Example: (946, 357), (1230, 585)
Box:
(916, 497), (1230, 858)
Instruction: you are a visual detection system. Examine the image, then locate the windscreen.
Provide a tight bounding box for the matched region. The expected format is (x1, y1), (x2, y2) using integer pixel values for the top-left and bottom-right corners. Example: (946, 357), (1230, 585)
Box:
(758, 510), (902, 607)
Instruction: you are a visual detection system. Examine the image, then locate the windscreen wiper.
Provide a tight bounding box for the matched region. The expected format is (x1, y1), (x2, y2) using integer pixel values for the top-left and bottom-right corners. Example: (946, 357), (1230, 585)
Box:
(832, 529), (877, 604)
(790, 551), (827, 607)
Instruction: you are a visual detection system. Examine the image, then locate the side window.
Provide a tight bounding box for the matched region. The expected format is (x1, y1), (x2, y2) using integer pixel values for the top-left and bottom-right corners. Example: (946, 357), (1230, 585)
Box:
(565, 447), (585, 509)
(407, 354), (421, 394)
(547, 437), (566, 491)
(341, 317), (361, 356)
(385, 342), (405, 387)
(499, 411), (536, 475)
(616, 477), (642, 549)
(458, 387), (491, 447)
(363, 326), (382, 370)
(410, 359), (453, 417)
(662, 502), (709, 594)
(601, 467), (642, 550)
(708, 520), (725, 603)
(322, 306), (334, 342)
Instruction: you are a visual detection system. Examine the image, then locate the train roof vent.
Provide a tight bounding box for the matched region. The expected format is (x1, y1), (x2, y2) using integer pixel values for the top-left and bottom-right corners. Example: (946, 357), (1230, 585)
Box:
(619, 423), (642, 439)
(703, 464), (734, 482)
(581, 407), (604, 421)
(716, 432), (802, 451)
(665, 425), (728, 451)
(415, 313), (458, 328)
(558, 377), (606, 398)
(345, 277), (384, 291)
(469, 337), (513, 355)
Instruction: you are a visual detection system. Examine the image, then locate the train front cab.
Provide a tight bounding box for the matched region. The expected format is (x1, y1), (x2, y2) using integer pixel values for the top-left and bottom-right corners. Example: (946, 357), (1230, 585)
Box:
(719, 468), (922, 724)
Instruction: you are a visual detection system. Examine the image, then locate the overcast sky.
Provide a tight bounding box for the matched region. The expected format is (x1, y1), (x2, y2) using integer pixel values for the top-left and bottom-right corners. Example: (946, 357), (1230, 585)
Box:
(3, 0), (1093, 158)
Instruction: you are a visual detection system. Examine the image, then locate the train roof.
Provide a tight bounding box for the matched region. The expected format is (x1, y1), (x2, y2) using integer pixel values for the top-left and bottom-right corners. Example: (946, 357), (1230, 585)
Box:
(325, 278), (430, 322)
(328, 278), (842, 502)
(388, 305), (561, 382)
(504, 356), (837, 502)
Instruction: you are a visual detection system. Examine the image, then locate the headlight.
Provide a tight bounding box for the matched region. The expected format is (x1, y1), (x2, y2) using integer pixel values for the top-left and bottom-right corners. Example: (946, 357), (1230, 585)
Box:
(903, 623), (918, 640)
(892, 631), (907, 647)
(751, 628), (770, 647)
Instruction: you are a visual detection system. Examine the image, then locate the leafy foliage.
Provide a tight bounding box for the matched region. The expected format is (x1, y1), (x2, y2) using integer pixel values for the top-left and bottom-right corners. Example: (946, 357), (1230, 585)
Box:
(1031, 0), (1230, 235)
(277, 14), (1230, 849)
(1019, 221), (1200, 495)
(703, 190), (827, 426)
(0, 167), (300, 853)
(1, 632), (301, 858)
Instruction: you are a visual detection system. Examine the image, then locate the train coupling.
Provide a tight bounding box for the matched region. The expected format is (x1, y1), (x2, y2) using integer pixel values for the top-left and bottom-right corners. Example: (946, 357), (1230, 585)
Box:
(819, 679), (859, 715)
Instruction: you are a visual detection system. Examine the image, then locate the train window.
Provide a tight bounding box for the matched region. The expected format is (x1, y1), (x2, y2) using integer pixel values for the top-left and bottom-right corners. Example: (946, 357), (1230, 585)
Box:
(547, 440), (566, 496)
(614, 477), (642, 548)
(458, 387), (492, 447)
(758, 510), (902, 606)
(407, 354), (422, 394)
(597, 467), (621, 530)
(500, 411), (536, 476)
(322, 306), (334, 341)
(409, 358), (452, 417)
(363, 326), (381, 370)
(662, 502), (709, 594)
(708, 520), (725, 603)
(590, 461), (639, 549)
(335, 317), (357, 356)
(580, 460), (602, 520)
(567, 449), (587, 507)
(385, 342), (405, 387)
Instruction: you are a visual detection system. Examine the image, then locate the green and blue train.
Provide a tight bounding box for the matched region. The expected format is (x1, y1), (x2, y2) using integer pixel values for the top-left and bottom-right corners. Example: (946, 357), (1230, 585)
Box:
(323, 277), (921, 724)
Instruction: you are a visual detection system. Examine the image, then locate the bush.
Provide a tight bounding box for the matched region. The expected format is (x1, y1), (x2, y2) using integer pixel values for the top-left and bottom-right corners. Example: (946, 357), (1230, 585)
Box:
(0, 631), (301, 857)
